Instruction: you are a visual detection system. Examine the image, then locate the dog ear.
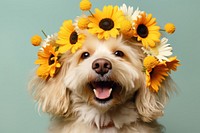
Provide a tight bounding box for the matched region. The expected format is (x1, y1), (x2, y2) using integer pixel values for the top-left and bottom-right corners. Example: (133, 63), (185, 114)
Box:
(135, 77), (176, 122)
(29, 55), (71, 117)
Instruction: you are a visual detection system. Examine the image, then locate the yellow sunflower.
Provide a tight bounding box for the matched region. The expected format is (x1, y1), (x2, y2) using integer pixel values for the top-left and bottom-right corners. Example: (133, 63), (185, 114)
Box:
(133, 12), (161, 48)
(144, 56), (169, 92)
(144, 56), (180, 92)
(35, 45), (61, 79)
(88, 5), (125, 40)
(56, 20), (86, 53)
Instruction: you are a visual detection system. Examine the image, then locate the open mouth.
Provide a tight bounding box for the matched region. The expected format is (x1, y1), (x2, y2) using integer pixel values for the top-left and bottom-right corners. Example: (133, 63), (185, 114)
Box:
(89, 81), (117, 103)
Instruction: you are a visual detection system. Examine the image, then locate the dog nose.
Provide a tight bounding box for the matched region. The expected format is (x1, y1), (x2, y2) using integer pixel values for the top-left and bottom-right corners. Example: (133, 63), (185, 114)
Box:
(92, 58), (112, 76)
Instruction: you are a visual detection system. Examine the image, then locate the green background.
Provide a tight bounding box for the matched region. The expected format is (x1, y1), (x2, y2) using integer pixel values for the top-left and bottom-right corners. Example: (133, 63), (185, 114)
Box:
(0, 0), (199, 132)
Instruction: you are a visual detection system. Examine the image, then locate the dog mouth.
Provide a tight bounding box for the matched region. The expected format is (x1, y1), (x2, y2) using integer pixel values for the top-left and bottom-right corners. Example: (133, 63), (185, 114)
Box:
(89, 81), (119, 103)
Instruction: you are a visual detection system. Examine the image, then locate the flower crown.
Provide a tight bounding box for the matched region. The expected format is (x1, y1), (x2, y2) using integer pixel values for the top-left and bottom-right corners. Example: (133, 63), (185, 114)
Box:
(31, 0), (180, 93)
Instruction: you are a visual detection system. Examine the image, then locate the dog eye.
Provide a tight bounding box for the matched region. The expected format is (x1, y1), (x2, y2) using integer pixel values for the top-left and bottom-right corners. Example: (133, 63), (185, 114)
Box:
(114, 50), (124, 57)
(81, 52), (90, 59)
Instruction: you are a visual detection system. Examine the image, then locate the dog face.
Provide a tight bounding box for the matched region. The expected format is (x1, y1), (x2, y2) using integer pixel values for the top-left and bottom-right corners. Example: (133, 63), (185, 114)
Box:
(62, 34), (144, 112)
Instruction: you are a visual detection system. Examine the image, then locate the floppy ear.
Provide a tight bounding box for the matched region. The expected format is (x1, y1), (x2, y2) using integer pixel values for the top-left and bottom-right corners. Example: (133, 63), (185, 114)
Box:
(135, 77), (176, 122)
(29, 55), (71, 117)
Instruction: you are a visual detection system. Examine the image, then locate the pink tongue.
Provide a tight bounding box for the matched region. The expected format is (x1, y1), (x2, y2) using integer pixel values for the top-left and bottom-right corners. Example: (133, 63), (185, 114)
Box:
(94, 88), (111, 99)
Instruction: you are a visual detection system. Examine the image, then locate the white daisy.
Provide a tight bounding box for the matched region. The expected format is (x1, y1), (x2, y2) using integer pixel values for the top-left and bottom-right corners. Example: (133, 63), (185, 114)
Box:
(119, 3), (134, 20)
(119, 4), (141, 22)
(142, 37), (173, 61)
(119, 3), (142, 30)
(131, 7), (141, 22)
(40, 33), (58, 49)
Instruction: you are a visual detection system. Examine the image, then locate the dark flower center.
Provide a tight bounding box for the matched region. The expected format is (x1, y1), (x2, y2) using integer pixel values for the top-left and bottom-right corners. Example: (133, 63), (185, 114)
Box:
(99, 18), (114, 31)
(70, 31), (78, 44)
(48, 54), (55, 65)
(150, 68), (155, 78)
(137, 24), (148, 38)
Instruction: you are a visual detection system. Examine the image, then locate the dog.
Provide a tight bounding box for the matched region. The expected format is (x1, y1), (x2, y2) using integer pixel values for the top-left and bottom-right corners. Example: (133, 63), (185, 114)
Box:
(29, 31), (176, 133)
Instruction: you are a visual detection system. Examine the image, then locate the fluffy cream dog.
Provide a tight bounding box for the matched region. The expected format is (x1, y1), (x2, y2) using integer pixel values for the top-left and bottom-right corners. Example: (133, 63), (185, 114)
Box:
(29, 32), (175, 133)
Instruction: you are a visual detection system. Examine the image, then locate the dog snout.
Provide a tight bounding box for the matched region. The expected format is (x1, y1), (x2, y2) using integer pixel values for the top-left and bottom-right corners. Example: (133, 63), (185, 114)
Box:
(92, 58), (112, 76)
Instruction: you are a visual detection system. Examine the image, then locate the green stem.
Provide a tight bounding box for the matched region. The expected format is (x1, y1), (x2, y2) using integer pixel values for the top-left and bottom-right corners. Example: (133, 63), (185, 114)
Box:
(41, 30), (47, 38)
(160, 29), (165, 32)
(89, 10), (94, 17)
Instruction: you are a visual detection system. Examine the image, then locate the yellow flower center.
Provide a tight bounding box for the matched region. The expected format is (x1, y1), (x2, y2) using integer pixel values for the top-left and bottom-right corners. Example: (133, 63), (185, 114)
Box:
(137, 24), (148, 38)
(78, 17), (89, 29)
(120, 20), (132, 32)
(80, 0), (92, 11)
(151, 47), (159, 56)
(31, 35), (42, 46)
(164, 23), (176, 34)
(70, 31), (78, 44)
(143, 56), (159, 71)
(48, 54), (55, 65)
(99, 18), (114, 31)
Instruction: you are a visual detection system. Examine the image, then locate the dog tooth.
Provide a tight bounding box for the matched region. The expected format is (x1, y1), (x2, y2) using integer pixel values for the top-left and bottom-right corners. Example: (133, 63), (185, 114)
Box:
(93, 89), (97, 95)
(109, 88), (112, 94)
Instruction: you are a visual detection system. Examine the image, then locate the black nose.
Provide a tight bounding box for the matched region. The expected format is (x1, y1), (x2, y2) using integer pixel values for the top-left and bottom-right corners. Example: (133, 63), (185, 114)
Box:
(92, 58), (112, 76)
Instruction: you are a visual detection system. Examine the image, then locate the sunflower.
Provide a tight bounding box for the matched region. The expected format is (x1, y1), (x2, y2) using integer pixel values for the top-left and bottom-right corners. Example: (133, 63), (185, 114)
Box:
(146, 62), (169, 92)
(88, 5), (125, 40)
(144, 56), (169, 92)
(133, 12), (161, 48)
(144, 55), (180, 92)
(142, 37), (173, 61)
(35, 45), (61, 79)
(56, 20), (86, 53)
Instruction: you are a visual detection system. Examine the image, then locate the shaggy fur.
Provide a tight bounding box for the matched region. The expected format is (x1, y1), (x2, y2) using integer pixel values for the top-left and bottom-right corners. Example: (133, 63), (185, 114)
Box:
(29, 33), (175, 133)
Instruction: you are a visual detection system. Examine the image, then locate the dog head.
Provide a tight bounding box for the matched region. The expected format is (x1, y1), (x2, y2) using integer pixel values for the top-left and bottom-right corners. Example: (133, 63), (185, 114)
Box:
(29, 3), (179, 125)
